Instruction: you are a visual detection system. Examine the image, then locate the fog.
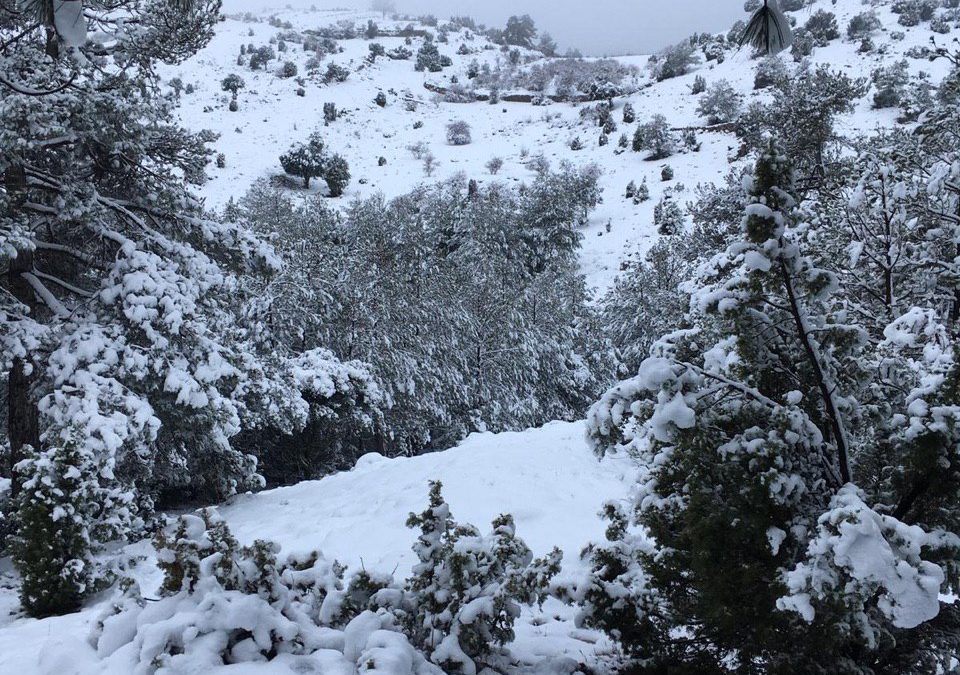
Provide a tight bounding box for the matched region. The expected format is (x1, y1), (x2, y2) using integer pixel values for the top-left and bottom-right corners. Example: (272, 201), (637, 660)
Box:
(224, 0), (745, 56)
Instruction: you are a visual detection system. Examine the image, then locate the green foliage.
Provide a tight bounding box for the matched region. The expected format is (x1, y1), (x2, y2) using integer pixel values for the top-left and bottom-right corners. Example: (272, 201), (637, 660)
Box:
(403, 481), (561, 673)
(632, 114), (676, 159)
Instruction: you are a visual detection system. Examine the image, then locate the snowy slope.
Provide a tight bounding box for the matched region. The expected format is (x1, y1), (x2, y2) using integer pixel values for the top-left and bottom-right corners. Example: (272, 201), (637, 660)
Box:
(0, 421), (635, 674)
(165, 0), (954, 291)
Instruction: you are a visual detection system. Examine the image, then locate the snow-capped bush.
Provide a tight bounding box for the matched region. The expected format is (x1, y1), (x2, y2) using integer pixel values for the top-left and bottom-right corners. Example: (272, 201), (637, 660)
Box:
(12, 432), (138, 617)
(650, 40), (700, 81)
(446, 120), (472, 145)
(324, 62), (350, 83)
(847, 11), (882, 39)
(696, 79), (742, 125)
(402, 481), (562, 674)
(653, 193), (685, 235)
(804, 10), (840, 46)
(93, 510), (443, 674)
(871, 60), (910, 108)
(632, 114), (676, 159)
(754, 56), (788, 90)
(485, 156), (504, 174)
(415, 40), (450, 72)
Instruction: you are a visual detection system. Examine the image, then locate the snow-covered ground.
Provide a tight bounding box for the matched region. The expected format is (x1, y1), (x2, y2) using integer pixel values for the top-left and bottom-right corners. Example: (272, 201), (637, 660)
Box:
(0, 421), (635, 674)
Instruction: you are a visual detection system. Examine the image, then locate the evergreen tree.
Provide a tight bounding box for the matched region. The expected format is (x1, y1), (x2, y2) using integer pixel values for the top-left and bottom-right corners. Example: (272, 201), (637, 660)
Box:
(280, 132), (326, 188)
(575, 139), (960, 673)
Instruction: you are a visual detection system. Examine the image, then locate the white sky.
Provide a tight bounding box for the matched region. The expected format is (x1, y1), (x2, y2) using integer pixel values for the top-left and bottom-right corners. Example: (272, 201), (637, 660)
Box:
(224, 0), (746, 56)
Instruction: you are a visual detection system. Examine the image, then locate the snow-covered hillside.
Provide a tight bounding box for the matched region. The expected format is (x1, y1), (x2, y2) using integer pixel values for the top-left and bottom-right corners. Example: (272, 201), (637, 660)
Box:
(167, 0), (952, 290)
(0, 421), (634, 674)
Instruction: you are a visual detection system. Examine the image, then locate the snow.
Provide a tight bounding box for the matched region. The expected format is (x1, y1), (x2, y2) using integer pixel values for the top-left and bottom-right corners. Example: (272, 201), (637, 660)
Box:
(0, 420), (633, 673)
(157, 0), (951, 292)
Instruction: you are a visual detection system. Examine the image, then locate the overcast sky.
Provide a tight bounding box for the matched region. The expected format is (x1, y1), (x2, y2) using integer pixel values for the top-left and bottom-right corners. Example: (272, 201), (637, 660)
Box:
(226, 0), (745, 56)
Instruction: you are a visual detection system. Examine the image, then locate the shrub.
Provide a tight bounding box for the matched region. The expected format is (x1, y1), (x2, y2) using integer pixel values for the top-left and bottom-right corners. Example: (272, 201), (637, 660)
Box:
(754, 56), (788, 90)
(220, 73), (245, 95)
(13, 433), (137, 618)
(690, 74), (707, 95)
(415, 40), (445, 72)
(632, 114), (676, 159)
(847, 11), (881, 39)
(216, 153), (226, 168)
(696, 79), (742, 125)
(407, 141), (429, 159)
(570, 136), (584, 151)
(651, 41), (700, 81)
(805, 10), (840, 46)
(228, 98), (238, 112)
(485, 156), (504, 175)
(422, 152), (437, 176)
(654, 193), (685, 234)
(323, 155), (350, 197)
(324, 62), (350, 83)
(872, 60), (910, 109)
(279, 132), (326, 188)
(446, 120), (472, 145)
(374, 91), (387, 107)
(622, 102), (636, 124)
(661, 164), (674, 181)
(279, 60), (297, 78)
(402, 482), (561, 673)
(323, 102), (338, 123)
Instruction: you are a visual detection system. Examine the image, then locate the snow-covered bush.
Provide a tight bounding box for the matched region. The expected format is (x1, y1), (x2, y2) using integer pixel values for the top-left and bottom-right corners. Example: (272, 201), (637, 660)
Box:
(650, 40), (700, 81)
(323, 154), (351, 197)
(804, 10), (840, 46)
(324, 62), (350, 83)
(415, 40), (448, 72)
(279, 60), (298, 78)
(402, 481), (562, 674)
(622, 102), (636, 124)
(485, 156), (504, 175)
(847, 11), (882, 39)
(754, 56), (788, 90)
(696, 79), (742, 125)
(92, 510), (443, 674)
(690, 73), (706, 94)
(871, 60), (910, 108)
(653, 193), (685, 234)
(12, 432), (138, 617)
(632, 114), (676, 159)
(221, 73), (245, 96)
(446, 120), (472, 145)
(280, 132), (327, 188)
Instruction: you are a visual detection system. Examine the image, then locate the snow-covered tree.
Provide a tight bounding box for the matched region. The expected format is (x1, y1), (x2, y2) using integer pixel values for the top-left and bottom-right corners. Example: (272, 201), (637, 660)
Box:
(280, 133), (327, 188)
(696, 79), (743, 125)
(502, 15), (537, 49)
(632, 114), (676, 159)
(650, 40), (700, 81)
(574, 138), (960, 671)
(446, 120), (472, 146)
(403, 481), (561, 674)
(323, 154), (351, 197)
(0, 0), (368, 613)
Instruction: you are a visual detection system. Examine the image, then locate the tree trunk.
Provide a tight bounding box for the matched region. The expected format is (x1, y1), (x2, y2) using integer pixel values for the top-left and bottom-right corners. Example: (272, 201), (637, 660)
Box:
(8, 357), (39, 496)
